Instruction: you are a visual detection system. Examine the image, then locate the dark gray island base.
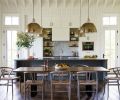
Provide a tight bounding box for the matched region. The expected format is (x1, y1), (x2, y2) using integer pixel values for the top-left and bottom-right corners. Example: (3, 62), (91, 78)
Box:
(15, 58), (107, 81)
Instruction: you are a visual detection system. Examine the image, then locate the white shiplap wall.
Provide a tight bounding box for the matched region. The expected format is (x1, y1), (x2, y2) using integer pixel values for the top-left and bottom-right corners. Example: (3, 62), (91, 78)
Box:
(0, 7), (2, 66)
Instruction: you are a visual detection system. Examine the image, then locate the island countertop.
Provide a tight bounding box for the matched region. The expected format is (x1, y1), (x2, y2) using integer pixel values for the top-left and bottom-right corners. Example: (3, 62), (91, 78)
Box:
(15, 57), (107, 61)
(15, 58), (107, 81)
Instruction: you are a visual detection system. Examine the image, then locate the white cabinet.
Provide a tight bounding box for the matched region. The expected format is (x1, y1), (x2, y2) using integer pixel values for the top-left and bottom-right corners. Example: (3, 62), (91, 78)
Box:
(52, 27), (69, 41)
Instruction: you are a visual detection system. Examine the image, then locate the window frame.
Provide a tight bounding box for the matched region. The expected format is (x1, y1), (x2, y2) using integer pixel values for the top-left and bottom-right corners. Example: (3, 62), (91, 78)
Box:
(3, 13), (20, 26)
(102, 14), (118, 26)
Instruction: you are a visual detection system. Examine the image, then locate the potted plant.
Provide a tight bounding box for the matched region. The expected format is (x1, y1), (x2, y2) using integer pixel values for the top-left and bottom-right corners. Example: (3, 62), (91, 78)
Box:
(16, 32), (35, 58)
(44, 48), (52, 56)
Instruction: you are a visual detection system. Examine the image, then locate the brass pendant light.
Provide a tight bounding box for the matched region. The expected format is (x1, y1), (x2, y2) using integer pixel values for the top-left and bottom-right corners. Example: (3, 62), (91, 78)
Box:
(80, 0), (97, 33)
(27, 0), (42, 34)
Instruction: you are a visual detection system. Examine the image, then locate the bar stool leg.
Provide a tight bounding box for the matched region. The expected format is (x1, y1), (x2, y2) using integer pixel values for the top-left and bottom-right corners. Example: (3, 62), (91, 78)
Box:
(51, 83), (53, 100)
(12, 80), (13, 100)
(117, 79), (120, 99)
(42, 84), (44, 100)
(77, 82), (80, 100)
(7, 80), (9, 93)
(96, 84), (98, 100)
(68, 84), (71, 100)
(24, 73), (26, 100)
(19, 78), (21, 93)
(107, 82), (109, 100)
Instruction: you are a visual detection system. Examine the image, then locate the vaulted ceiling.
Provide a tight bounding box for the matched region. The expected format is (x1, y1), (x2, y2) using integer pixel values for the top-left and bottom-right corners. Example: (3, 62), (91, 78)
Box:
(0, 0), (120, 8)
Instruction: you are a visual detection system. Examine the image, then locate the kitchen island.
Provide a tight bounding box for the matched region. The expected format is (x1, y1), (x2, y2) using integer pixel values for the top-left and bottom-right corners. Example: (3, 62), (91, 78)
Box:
(15, 57), (107, 81)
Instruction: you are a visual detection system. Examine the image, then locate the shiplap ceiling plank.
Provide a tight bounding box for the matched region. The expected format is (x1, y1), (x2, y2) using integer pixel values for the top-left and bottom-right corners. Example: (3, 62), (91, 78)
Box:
(81, 0), (84, 6)
(107, 0), (113, 7)
(97, 0), (102, 7)
(112, 0), (116, 7)
(21, 0), (25, 7)
(29, 0), (33, 6)
(49, 0), (57, 8)
(0, 0), (120, 8)
(82, 0), (87, 6)
(73, 0), (80, 7)
(41, 0), (49, 7)
(12, 0), (17, 7)
(104, 0), (107, 7)
(113, 0), (120, 7)
(57, 0), (63, 7)
(65, 0), (72, 7)
(90, 0), (97, 6)
(4, 0), (9, 8)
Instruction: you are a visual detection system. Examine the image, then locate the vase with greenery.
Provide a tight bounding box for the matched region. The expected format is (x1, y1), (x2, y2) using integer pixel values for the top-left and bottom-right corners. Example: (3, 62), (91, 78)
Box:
(16, 32), (35, 58)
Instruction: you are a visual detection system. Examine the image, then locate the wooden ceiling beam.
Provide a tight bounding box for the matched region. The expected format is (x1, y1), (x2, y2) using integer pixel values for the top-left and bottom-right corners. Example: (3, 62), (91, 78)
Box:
(112, 0), (116, 8)
(4, 0), (9, 8)
(21, 0), (25, 7)
(96, 0), (99, 6)
(30, 0), (33, 5)
(12, 0), (18, 7)
(104, 0), (107, 7)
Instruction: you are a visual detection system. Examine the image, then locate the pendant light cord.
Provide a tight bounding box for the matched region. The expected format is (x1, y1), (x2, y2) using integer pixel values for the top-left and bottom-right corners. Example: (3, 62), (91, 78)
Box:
(79, 0), (81, 37)
(41, 0), (42, 26)
(33, 0), (35, 22)
(88, 0), (90, 21)
(80, 0), (81, 27)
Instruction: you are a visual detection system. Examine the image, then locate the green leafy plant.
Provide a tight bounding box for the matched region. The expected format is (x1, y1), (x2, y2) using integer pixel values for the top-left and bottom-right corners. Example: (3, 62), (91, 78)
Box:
(16, 32), (35, 48)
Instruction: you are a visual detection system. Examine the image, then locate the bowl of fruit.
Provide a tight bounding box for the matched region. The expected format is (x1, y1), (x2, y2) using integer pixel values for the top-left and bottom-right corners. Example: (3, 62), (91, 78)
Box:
(54, 63), (69, 70)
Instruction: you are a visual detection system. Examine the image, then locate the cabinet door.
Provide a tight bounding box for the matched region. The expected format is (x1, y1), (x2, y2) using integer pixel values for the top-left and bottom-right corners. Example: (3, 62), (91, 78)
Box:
(32, 37), (43, 59)
(52, 27), (69, 41)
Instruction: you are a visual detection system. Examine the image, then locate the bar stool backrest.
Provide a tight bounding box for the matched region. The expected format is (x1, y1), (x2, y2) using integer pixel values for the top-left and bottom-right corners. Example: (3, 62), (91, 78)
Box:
(109, 67), (120, 77)
(0, 67), (13, 78)
(77, 71), (98, 82)
(50, 70), (71, 83)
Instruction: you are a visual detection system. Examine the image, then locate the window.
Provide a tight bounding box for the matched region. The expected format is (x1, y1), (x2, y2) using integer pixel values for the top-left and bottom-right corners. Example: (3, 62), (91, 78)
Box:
(103, 16), (117, 26)
(5, 16), (19, 25)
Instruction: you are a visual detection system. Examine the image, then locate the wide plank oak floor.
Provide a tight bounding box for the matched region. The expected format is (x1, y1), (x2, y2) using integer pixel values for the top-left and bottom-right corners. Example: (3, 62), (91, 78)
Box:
(0, 81), (120, 100)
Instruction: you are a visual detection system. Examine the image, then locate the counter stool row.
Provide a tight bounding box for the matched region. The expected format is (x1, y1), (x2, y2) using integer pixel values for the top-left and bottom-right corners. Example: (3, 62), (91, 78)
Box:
(24, 70), (98, 100)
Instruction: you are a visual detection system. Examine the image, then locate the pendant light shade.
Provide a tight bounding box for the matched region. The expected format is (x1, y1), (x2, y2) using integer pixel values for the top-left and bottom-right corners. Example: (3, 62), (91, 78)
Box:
(80, 18), (97, 33)
(27, 0), (42, 34)
(80, 0), (97, 33)
(27, 20), (42, 33)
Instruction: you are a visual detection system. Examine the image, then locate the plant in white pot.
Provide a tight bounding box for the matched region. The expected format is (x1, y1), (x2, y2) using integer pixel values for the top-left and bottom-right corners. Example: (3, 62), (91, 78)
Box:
(16, 32), (35, 59)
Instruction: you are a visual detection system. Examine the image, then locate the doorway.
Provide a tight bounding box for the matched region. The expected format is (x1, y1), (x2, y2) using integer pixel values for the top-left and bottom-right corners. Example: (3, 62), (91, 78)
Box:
(6, 30), (18, 68)
(104, 30), (118, 68)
